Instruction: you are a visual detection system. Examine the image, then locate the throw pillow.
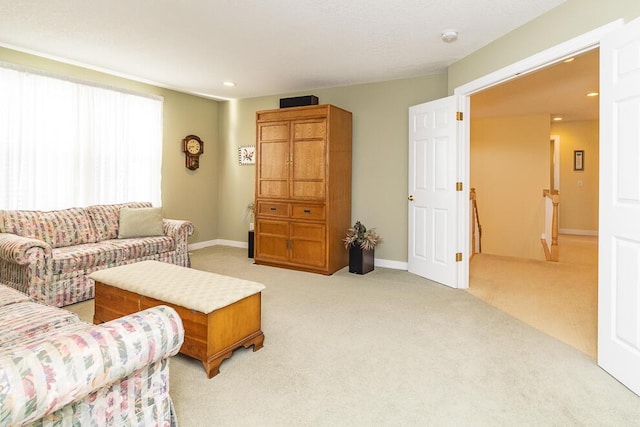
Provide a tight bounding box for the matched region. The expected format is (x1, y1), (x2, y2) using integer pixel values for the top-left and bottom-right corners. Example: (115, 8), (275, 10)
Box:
(118, 207), (164, 239)
(87, 202), (152, 241)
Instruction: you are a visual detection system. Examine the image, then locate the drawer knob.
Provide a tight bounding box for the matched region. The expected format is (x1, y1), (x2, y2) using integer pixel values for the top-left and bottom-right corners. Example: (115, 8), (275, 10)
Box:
(303, 209), (311, 214)
(270, 207), (277, 211)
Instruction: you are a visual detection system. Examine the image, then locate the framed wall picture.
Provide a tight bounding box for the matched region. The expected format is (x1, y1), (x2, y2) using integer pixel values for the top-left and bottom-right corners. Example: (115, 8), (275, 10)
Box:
(574, 150), (584, 171)
(239, 145), (255, 165)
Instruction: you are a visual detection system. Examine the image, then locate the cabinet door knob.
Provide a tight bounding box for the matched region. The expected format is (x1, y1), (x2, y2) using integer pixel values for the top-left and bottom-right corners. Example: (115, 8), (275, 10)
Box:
(408, 195), (414, 201)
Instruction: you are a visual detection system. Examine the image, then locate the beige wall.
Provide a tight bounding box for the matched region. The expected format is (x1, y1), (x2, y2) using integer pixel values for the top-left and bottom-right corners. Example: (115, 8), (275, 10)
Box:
(552, 120), (599, 233)
(217, 75), (448, 262)
(0, 47), (221, 244)
(448, 0), (640, 93)
(471, 115), (551, 260)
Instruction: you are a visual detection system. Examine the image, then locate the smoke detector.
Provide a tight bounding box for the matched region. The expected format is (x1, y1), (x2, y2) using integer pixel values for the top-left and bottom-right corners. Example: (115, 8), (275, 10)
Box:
(441, 30), (458, 43)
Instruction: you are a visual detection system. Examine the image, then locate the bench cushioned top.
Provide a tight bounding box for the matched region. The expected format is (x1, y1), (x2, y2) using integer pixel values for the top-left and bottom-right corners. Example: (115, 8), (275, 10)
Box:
(90, 260), (265, 314)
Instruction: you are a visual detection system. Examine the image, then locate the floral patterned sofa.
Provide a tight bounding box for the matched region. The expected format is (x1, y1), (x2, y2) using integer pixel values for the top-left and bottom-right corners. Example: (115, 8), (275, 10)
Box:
(0, 284), (184, 426)
(0, 202), (194, 307)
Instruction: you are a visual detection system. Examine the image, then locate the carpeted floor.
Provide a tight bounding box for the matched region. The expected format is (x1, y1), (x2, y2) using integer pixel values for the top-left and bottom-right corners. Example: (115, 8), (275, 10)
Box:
(468, 234), (598, 358)
(66, 244), (639, 426)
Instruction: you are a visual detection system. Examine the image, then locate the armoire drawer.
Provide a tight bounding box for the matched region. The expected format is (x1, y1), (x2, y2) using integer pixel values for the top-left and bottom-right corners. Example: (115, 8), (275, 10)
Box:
(291, 204), (325, 220)
(257, 202), (289, 217)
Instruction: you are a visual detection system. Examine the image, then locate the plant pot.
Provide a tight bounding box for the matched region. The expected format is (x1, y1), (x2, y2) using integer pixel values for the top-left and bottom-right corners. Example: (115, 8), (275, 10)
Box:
(349, 246), (374, 274)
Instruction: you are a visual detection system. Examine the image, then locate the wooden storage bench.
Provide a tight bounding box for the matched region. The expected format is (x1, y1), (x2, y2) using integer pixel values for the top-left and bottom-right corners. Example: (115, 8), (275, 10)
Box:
(90, 260), (265, 378)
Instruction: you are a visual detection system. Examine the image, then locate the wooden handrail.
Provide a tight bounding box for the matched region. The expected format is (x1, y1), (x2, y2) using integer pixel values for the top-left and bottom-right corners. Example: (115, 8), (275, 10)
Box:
(542, 189), (560, 261)
(470, 188), (482, 256)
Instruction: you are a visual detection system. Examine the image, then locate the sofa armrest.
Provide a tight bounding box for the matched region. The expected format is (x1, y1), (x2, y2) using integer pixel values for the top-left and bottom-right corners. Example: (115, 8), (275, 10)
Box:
(163, 219), (194, 252)
(0, 305), (185, 426)
(0, 233), (52, 298)
(0, 232), (51, 265)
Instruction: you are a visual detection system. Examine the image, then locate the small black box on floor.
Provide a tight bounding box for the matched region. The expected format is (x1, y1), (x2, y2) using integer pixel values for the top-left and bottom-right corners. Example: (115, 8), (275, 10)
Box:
(279, 95), (319, 109)
(248, 230), (254, 258)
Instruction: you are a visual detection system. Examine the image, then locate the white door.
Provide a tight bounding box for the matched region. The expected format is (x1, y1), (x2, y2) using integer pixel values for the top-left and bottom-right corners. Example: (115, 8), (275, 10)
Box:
(598, 16), (640, 396)
(408, 96), (459, 288)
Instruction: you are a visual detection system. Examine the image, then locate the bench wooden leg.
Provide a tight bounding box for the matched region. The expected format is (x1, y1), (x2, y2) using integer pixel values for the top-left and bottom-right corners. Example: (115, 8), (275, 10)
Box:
(203, 331), (265, 379)
(204, 352), (232, 378)
(245, 331), (265, 352)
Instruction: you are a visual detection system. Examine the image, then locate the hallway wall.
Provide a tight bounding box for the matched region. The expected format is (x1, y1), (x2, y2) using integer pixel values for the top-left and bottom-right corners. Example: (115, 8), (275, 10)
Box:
(551, 120), (599, 234)
(470, 114), (551, 260)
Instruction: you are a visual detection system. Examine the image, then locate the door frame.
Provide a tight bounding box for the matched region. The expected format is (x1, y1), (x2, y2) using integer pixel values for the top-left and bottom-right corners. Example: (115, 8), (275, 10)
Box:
(452, 19), (623, 289)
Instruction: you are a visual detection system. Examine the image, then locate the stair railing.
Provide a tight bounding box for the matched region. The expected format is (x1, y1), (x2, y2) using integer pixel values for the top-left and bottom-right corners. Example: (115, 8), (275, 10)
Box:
(542, 189), (560, 261)
(470, 188), (482, 257)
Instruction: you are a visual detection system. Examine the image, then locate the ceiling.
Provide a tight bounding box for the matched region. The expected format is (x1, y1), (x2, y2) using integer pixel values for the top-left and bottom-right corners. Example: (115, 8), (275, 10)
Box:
(0, 0), (565, 100)
(471, 48), (599, 122)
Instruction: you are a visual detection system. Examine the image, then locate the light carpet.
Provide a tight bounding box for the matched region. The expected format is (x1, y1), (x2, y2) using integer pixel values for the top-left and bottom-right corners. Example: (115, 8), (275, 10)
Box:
(468, 234), (598, 358)
(66, 246), (639, 426)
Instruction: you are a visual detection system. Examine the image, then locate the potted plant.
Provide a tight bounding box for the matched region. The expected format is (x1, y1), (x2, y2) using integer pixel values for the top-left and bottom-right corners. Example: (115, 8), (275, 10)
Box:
(343, 221), (382, 274)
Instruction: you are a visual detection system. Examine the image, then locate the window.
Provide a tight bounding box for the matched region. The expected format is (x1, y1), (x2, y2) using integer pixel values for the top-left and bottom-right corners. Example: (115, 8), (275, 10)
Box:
(0, 62), (163, 210)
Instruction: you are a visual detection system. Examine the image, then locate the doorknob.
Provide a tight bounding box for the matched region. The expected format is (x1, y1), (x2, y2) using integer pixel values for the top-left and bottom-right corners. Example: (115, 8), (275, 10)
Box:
(408, 195), (414, 201)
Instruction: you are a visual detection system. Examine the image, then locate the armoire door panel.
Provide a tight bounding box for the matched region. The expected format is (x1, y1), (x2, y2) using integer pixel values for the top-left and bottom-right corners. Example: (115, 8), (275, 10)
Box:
(259, 122), (289, 141)
(293, 139), (325, 180)
(293, 121), (326, 139)
(256, 235), (289, 261)
(258, 142), (288, 180)
(257, 138), (289, 198)
(255, 220), (289, 261)
(290, 222), (326, 267)
(258, 220), (289, 235)
(290, 240), (326, 267)
(291, 182), (325, 200)
(290, 222), (325, 240)
(258, 181), (288, 199)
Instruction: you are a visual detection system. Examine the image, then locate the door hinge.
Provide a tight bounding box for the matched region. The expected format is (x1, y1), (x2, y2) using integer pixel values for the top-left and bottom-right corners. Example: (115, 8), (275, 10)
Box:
(456, 252), (463, 262)
(456, 111), (463, 121)
(456, 182), (463, 191)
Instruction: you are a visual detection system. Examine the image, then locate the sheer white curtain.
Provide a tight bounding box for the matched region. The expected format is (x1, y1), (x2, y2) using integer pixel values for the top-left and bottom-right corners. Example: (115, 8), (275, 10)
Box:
(0, 63), (163, 210)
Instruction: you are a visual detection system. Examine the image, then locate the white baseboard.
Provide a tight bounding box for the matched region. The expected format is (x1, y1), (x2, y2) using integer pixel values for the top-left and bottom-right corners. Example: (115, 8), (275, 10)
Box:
(559, 229), (598, 236)
(376, 258), (408, 270)
(188, 239), (406, 270)
(188, 239), (247, 251)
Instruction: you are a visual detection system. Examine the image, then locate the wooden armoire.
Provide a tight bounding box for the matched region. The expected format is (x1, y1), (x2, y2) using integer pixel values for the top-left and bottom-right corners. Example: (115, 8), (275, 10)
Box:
(254, 104), (352, 275)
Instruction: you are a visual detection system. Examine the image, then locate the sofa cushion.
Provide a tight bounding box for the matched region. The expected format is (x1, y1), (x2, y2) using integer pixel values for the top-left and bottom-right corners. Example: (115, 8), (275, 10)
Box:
(107, 236), (176, 260)
(0, 210), (40, 240)
(86, 202), (152, 241)
(50, 237), (175, 274)
(118, 207), (164, 239)
(0, 208), (98, 248)
(51, 242), (128, 274)
(37, 208), (98, 248)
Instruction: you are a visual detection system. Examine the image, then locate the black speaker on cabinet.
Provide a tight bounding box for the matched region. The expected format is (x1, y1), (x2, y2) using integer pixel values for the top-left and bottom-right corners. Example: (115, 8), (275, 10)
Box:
(279, 95), (319, 109)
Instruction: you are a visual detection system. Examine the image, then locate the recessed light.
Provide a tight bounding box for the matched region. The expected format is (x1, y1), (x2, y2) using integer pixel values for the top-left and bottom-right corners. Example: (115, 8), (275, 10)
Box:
(223, 81), (236, 87)
(586, 92), (599, 97)
(564, 58), (575, 63)
(553, 117), (563, 121)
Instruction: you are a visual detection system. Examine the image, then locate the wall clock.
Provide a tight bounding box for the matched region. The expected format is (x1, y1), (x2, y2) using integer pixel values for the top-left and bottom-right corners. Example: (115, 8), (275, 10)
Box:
(182, 135), (204, 170)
